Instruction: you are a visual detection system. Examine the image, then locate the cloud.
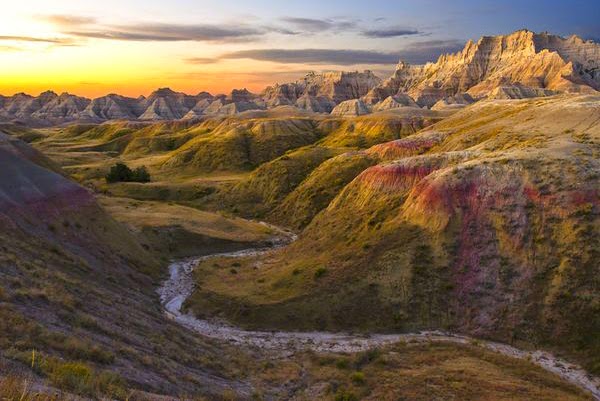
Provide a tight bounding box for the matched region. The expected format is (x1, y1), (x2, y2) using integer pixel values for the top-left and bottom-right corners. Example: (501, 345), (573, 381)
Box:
(41, 13), (430, 45)
(42, 15), (96, 27)
(191, 49), (401, 65)
(44, 15), (267, 43)
(185, 57), (219, 64)
(0, 45), (21, 52)
(281, 17), (334, 32)
(176, 69), (313, 81)
(279, 17), (358, 33)
(362, 28), (421, 38)
(0, 35), (73, 44)
(187, 39), (465, 66)
(64, 23), (265, 42)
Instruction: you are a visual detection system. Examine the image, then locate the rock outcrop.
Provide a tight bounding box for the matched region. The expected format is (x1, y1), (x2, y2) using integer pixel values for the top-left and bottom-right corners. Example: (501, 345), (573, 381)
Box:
(201, 90), (263, 116)
(0, 91), (58, 121)
(138, 88), (201, 120)
(368, 30), (600, 107)
(31, 92), (90, 122)
(373, 95), (419, 112)
(262, 71), (382, 109)
(331, 99), (371, 116)
(431, 93), (474, 110)
(488, 85), (558, 100)
(79, 94), (142, 121)
(295, 94), (336, 113)
(182, 98), (214, 119)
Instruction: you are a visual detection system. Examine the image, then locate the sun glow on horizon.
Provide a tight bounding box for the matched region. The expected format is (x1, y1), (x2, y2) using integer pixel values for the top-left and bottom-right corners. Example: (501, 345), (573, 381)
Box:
(1, 0), (598, 98)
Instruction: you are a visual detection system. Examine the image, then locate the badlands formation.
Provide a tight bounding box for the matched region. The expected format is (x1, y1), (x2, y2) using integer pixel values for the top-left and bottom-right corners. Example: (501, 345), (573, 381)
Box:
(0, 29), (599, 400)
(0, 30), (598, 125)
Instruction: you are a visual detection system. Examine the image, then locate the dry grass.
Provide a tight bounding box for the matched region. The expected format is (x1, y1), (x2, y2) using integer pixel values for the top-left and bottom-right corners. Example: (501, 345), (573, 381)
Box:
(0, 375), (61, 401)
(98, 196), (274, 243)
(251, 342), (593, 400)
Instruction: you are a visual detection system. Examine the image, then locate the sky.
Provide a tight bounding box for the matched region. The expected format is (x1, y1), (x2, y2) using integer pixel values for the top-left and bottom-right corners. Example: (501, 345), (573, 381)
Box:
(0, 0), (598, 98)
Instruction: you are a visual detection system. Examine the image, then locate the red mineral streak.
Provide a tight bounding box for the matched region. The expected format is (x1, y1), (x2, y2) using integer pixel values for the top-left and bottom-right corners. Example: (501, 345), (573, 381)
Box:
(358, 163), (436, 192)
(368, 137), (438, 159)
(524, 185), (599, 213)
(406, 168), (598, 334)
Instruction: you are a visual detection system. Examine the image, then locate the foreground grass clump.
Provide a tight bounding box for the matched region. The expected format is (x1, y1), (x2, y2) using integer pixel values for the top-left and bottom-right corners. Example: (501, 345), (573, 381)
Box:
(0, 375), (59, 401)
(0, 351), (127, 400)
(45, 359), (126, 398)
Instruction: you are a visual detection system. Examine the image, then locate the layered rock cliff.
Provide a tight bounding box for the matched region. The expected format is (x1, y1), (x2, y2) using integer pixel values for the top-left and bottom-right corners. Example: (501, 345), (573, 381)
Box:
(262, 70), (382, 110)
(367, 30), (600, 107)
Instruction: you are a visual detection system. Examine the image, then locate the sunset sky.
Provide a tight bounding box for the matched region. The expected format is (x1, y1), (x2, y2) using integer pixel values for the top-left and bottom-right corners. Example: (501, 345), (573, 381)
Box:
(1, 0), (598, 98)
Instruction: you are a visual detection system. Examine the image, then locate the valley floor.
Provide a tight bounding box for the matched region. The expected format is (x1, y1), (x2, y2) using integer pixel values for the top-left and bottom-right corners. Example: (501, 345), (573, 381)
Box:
(159, 242), (600, 399)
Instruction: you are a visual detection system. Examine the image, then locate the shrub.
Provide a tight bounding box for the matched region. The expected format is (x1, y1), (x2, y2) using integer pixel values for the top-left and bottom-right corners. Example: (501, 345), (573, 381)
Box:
(314, 267), (328, 279)
(335, 358), (350, 369)
(334, 389), (358, 401)
(105, 163), (151, 183)
(48, 362), (92, 394)
(350, 371), (365, 385)
(105, 163), (132, 183)
(355, 349), (381, 368)
(131, 166), (151, 183)
(0, 375), (58, 401)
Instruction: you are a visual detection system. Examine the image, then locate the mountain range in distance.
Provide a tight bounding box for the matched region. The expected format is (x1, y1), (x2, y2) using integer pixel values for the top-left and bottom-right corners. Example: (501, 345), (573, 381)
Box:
(0, 29), (598, 127)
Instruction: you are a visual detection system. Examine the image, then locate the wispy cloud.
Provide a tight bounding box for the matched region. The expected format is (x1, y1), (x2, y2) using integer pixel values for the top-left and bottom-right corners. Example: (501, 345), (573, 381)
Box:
(186, 39), (465, 66)
(44, 14), (267, 43)
(185, 57), (219, 64)
(188, 49), (401, 65)
(64, 23), (265, 42)
(0, 45), (22, 52)
(42, 15), (96, 27)
(280, 17), (358, 33)
(362, 28), (421, 38)
(42, 13), (431, 44)
(0, 35), (73, 44)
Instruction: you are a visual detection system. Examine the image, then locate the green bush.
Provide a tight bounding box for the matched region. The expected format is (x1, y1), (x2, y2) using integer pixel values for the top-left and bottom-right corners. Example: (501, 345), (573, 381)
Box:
(48, 362), (92, 394)
(314, 267), (328, 279)
(334, 389), (358, 401)
(105, 163), (150, 183)
(105, 163), (131, 183)
(350, 371), (365, 385)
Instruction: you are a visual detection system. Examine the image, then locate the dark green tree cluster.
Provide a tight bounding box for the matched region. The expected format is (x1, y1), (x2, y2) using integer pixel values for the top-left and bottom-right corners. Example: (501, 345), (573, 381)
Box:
(105, 163), (151, 183)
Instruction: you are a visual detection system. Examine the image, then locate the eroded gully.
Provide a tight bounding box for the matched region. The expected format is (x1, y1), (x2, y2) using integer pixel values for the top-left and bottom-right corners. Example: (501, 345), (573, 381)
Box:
(157, 230), (600, 399)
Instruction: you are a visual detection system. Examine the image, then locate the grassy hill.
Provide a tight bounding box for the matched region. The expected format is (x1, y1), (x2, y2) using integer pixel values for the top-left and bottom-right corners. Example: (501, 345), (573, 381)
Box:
(185, 95), (600, 374)
(0, 132), (261, 399)
(29, 110), (446, 209)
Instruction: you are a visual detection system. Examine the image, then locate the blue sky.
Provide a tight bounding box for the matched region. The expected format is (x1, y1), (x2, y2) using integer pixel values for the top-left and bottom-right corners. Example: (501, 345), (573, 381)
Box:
(1, 0), (598, 96)
(106, 0), (599, 41)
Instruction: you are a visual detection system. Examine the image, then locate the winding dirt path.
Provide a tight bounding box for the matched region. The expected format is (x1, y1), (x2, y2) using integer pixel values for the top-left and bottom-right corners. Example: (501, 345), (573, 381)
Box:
(158, 240), (600, 399)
